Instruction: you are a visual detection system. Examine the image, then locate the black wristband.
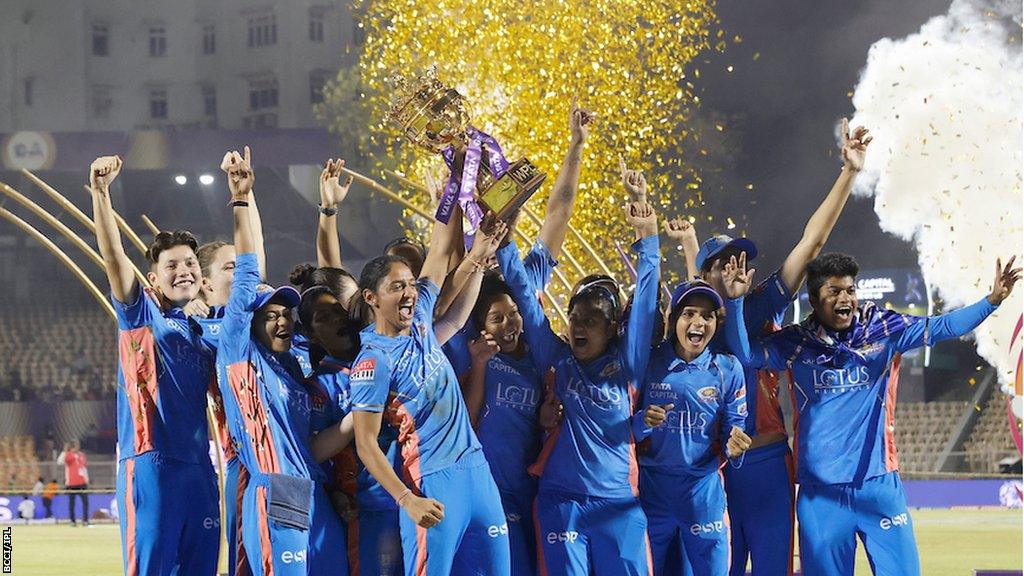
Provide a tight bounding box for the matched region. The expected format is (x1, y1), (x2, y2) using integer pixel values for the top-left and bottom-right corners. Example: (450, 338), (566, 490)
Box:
(229, 200), (250, 208)
(318, 204), (338, 216)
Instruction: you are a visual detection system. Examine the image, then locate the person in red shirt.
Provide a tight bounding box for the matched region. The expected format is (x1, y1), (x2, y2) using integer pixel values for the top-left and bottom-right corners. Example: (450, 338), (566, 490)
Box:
(58, 440), (89, 526)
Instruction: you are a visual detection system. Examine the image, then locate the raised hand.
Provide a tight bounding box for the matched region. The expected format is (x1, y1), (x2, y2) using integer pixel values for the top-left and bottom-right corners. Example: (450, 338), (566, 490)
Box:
(663, 216), (697, 246)
(90, 156), (122, 192)
(618, 156), (647, 203)
(625, 200), (658, 238)
(220, 146), (254, 200)
(469, 214), (509, 262)
(726, 425), (753, 458)
(988, 256), (1021, 305)
(840, 118), (873, 172)
(643, 403), (675, 428)
(320, 158), (353, 207)
(720, 252), (757, 299)
(569, 97), (595, 145)
(469, 331), (500, 367)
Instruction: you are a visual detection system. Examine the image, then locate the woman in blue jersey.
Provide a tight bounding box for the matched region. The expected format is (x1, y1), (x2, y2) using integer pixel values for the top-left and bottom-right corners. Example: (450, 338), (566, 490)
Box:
(450, 271), (548, 576)
(496, 175), (661, 575)
(349, 210), (513, 576)
(215, 147), (349, 576)
(633, 277), (754, 576)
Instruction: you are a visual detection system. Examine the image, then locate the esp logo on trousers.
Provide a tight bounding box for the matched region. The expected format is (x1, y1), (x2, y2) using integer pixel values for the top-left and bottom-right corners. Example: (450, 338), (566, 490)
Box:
(879, 513), (908, 530)
(281, 550), (307, 564)
(547, 531), (580, 544)
(487, 523), (509, 538)
(690, 521), (724, 535)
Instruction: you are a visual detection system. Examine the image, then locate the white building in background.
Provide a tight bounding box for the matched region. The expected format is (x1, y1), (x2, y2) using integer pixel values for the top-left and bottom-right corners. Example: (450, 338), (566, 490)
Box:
(0, 0), (361, 133)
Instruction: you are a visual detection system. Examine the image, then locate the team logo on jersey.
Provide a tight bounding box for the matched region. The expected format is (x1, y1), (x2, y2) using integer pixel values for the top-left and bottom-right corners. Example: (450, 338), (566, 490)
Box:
(351, 359), (376, 382)
(737, 403), (748, 416)
(600, 362), (622, 378)
(697, 386), (719, 402)
(858, 342), (886, 357)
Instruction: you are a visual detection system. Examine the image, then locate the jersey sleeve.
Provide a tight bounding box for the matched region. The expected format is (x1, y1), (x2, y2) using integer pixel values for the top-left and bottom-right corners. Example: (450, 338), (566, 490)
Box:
(349, 347), (392, 413)
(720, 355), (749, 433)
(743, 268), (794, 336)
(891, 296), (998, 354)
(522, 240), (558, 292)
(220, 252), (260, 360)
(111, 287), (155, 330)
(415, 279), (441, 330)
(497, 240), (565, 374)
(621, 235), (661, 381)
(444, 328), (473, 378)
(721, 296), (752, 367)
(746, 331), (793, 371)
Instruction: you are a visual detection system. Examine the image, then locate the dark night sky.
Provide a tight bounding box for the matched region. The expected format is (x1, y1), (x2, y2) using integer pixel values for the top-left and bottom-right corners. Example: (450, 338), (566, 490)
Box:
(685, 0), (954, 273)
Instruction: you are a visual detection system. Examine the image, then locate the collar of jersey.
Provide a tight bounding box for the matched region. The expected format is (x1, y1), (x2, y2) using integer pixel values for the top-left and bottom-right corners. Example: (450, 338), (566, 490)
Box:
(665, 343), (713, 371)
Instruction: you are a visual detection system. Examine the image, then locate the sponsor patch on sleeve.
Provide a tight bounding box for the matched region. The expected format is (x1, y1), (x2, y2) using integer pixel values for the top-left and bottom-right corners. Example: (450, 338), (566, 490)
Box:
(350, 358), (377, 383)
(735, 386), (746, 400)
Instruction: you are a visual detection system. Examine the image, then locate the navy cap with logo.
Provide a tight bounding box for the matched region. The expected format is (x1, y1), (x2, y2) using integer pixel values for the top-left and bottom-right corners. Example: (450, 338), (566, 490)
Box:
(694, 234), (758, 272)
(253, 284), (301, 311)
(670, 280), (724, 314)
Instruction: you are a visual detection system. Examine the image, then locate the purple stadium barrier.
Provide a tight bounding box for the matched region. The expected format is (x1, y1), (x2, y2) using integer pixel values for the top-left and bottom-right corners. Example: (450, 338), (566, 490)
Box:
(0, 493), (117, 523)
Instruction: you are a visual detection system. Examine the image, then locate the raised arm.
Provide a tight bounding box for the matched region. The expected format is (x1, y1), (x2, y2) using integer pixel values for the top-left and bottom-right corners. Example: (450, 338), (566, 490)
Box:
(316, 158), (353, 269)
(894, 256), (1019, 353)
(779, 119), (872, 294)
(664, 216), (700, 280)
(220, 147), (260, 349)
(620, 200), (660, 379)
(496, 238), (563, 374)
(420, 203), (461, 294)
(537, 99), (594, 259)
(89, 156), (136, 303)
(718, 253), (757, 365)
(434, 218), (508, 345)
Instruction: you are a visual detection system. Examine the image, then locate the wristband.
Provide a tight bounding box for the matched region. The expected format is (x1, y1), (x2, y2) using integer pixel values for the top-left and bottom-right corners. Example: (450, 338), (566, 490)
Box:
(229, 200), (249, 208)
(318, 203), (338, 217)
(396, 488), (412, 506)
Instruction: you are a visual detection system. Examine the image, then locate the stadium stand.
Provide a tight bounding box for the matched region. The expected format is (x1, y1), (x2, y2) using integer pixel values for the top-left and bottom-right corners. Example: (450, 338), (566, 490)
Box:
(895, 400), (967, 472)
(0, 436), (40, 492)
(963, 390), (1020, 473)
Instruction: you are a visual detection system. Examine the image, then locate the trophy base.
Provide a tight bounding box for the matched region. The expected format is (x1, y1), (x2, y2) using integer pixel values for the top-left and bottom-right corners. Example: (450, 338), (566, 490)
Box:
(477, 157), (546, 221)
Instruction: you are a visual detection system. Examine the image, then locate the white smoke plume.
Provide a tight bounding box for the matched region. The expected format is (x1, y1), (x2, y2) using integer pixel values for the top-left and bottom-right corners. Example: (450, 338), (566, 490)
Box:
(848, 0), (1023, 390)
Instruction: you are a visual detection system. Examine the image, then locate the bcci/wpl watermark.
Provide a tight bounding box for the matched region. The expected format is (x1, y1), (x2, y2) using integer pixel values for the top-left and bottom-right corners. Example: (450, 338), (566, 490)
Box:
(2, 526), (11, 573)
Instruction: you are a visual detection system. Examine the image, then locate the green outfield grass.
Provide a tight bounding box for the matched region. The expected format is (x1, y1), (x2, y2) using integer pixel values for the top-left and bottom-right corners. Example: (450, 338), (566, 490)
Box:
(6, 508), (1022, 575)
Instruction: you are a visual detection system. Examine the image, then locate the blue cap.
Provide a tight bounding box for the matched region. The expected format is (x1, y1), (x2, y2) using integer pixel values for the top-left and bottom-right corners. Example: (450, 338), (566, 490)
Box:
(253, 283), (301, 311)
(670, 280), (724, 313)
(694, 235), (758, 272)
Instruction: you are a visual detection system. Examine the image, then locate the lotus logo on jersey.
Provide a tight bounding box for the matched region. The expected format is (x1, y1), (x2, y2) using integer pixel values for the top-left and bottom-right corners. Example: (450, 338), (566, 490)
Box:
(547, 531), (580, 544)
(812, 366), (870, 392)
(281, 550), (307, 564)
(690, 521), (724, 535)
(350, 359), (376, 383)
(487, 523), (509, 538)
(697, 387), (719, 402)
(879, 513), (908, 530)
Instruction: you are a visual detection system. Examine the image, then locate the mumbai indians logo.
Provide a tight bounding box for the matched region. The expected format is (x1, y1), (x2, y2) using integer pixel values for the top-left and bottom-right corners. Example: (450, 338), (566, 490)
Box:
(697, 386), (719, 403)
(812, 366), (871, 392)
(350, 359), (376, 383)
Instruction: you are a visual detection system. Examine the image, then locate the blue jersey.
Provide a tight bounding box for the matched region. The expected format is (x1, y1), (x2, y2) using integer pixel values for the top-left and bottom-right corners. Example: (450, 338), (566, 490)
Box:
(112, 288), (214, 464)
(743, 297), (998, 485)
(215, 253), (324, 482)
(449, 348), (545, 496)
(634, 343), (747, 477)
(713, 269), (794, 438)
(349, 280), (483, 484)
(306, 356), (399, 511)
(497, 235), (660, 499)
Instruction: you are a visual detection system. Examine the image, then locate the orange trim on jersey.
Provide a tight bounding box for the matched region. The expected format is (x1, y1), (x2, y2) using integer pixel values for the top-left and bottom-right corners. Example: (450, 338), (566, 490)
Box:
(208, 377), (236, 461)
(256, 485), (274, 576)
(385, 398), (424, 485)
(124, 458), (138, 576)
(118, 327), (159, 455)
(786, 367), (800, 473)
(235, 466), (251, 576)
(347, 506), (361, 576)
(784, 450), (796, 576)
(528, 423), (562, 479)
(533, 497), (549, 576)
(627, 383), (641, 497)
(643, 529), (654, 576)
(227, 362), (281, 474)
(754, 370), (788, 437)
(718, 470), (732, 575)
(883, 354), (902, 472)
